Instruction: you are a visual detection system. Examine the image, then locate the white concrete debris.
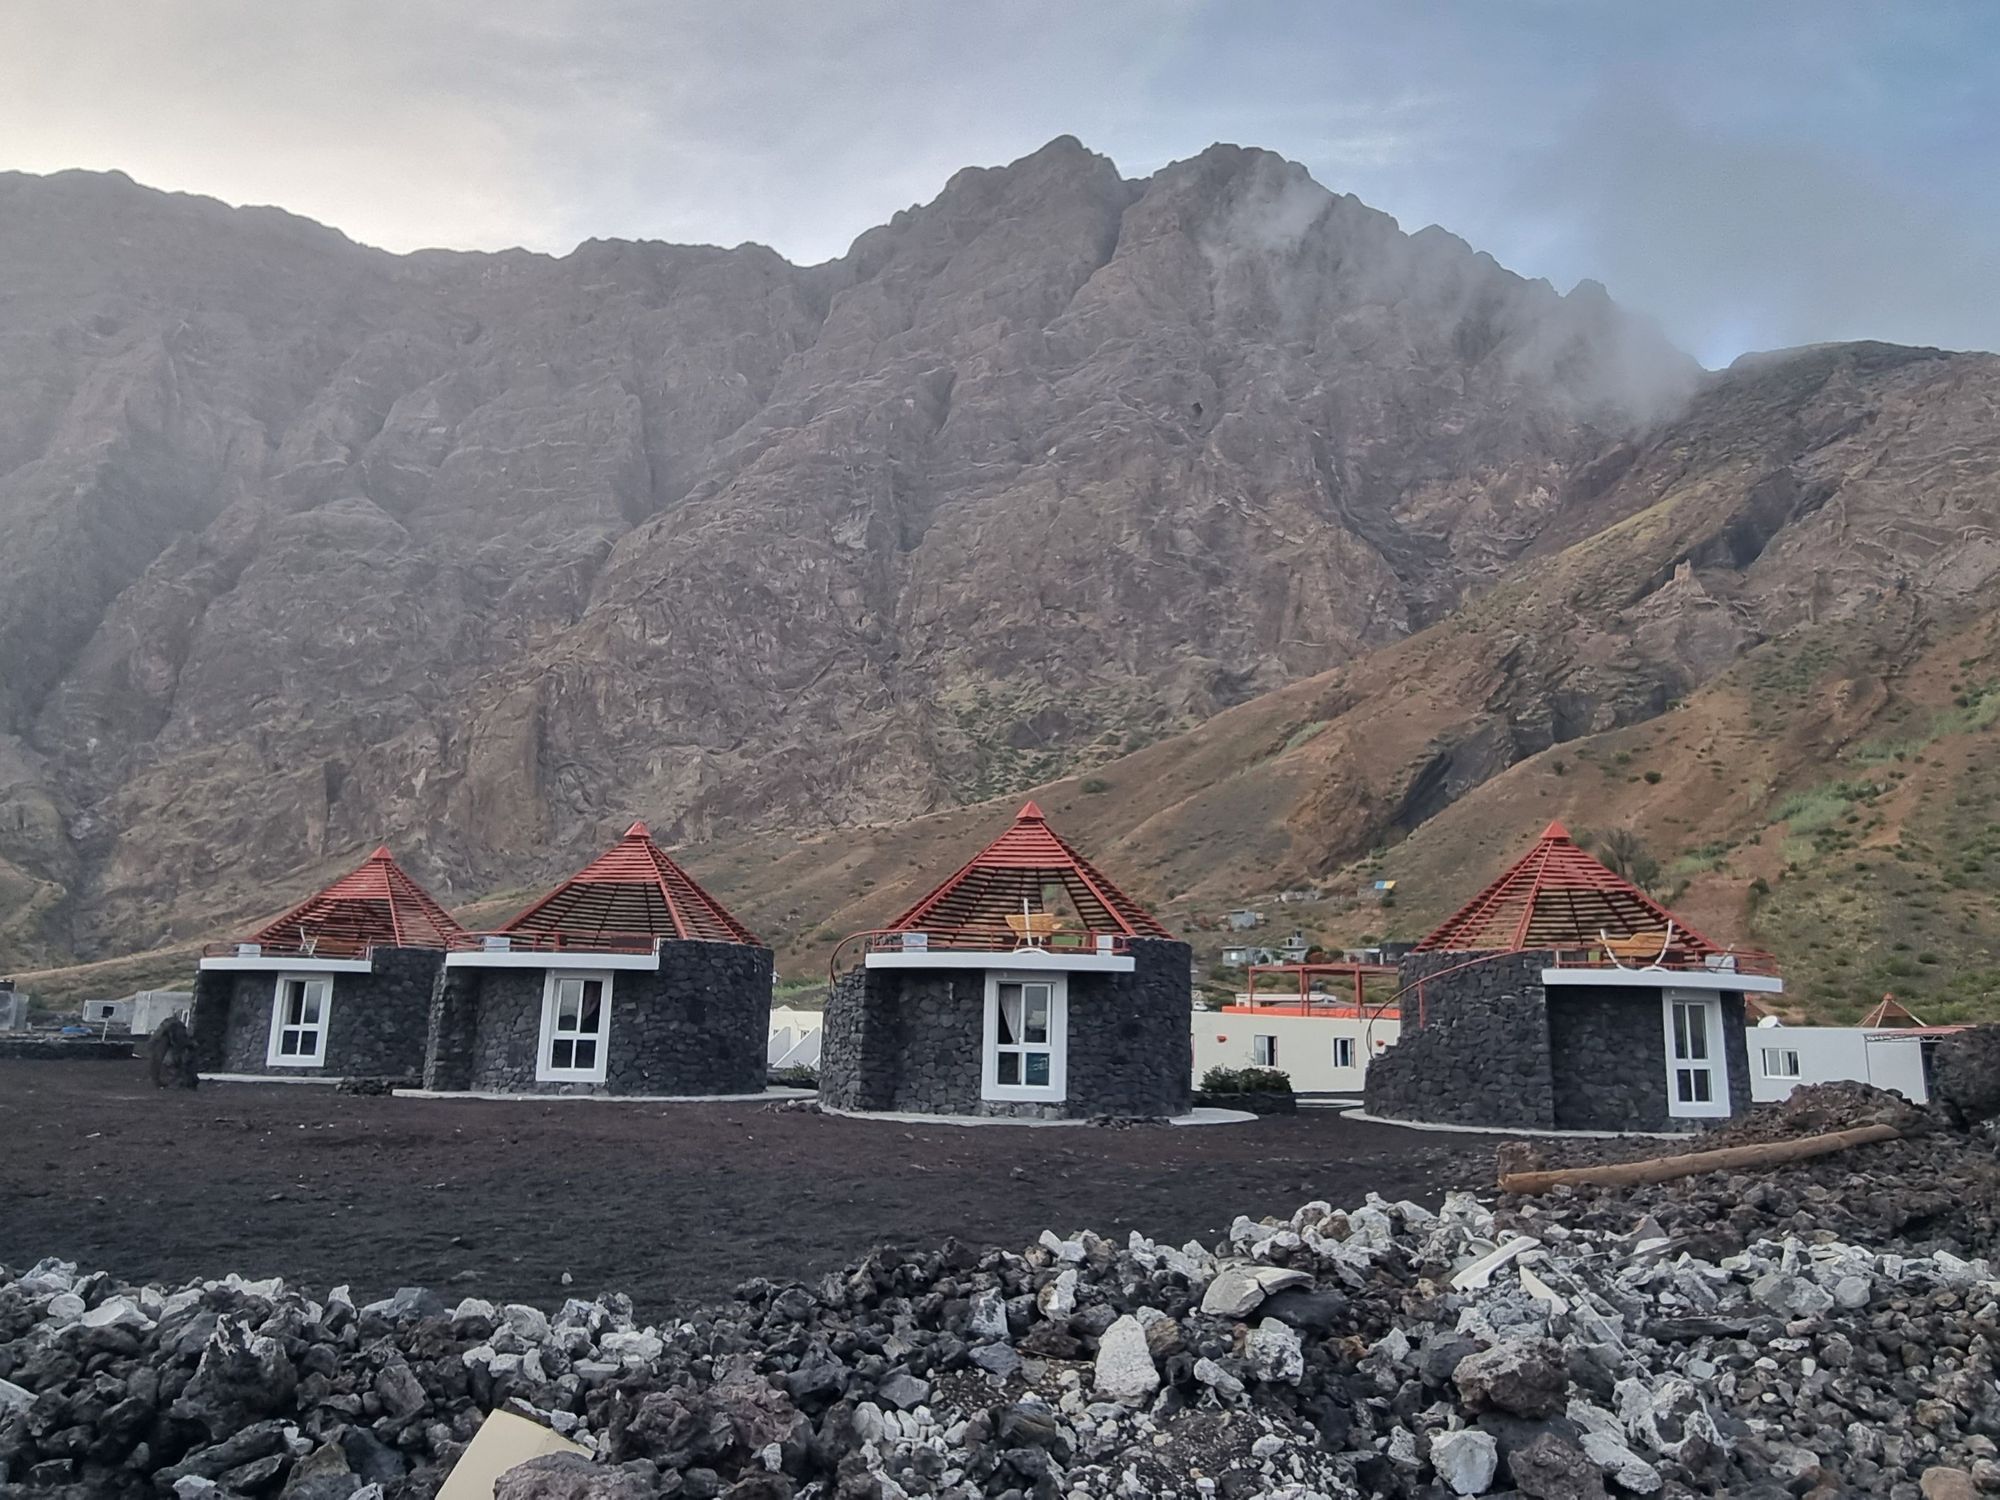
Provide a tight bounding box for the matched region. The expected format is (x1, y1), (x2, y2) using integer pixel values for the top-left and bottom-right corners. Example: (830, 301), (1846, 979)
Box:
(1430, 1427), (1500, 1495)
(1091, 1314), (1161, 1404)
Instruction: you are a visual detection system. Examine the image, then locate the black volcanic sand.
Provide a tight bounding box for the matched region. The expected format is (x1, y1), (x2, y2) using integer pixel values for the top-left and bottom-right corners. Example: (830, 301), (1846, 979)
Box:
(0, 1061), (1489, 1318)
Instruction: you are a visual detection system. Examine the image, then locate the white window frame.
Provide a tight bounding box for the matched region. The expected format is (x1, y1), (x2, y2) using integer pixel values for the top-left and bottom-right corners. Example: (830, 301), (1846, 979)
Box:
(982, 972), (1067, 1102)
(537, 970), (614, 1084)
(267, 973), (333, 1067)
(1761, 1045), (1801, 1079)
(1662, 989), (1731, 1118)
(1332, 1036), (1356, 1070)
(1252, 1034), (1279, 1068)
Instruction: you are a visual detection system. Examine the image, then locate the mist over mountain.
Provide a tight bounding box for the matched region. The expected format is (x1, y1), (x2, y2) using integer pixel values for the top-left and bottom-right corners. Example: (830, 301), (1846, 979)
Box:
(2, 137), (1993, 996)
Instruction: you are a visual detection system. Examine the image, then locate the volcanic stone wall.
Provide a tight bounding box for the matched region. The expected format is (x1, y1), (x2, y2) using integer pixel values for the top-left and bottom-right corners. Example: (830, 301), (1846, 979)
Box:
(422, 940), (773, 1096)
(1362, 950), (1556, 1128)
(191, 947), (439, 1079)
(819, 938), (1193, 1119)
(1548, 985), (1754, 1130)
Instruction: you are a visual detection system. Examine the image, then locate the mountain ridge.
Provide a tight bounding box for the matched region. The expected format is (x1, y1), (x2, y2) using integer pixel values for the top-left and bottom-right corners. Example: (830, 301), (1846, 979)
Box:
(1, 141), (1994, 1021)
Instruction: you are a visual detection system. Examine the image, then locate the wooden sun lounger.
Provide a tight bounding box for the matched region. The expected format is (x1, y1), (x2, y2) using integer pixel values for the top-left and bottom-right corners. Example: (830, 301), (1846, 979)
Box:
(1005, 911), (1064, 948)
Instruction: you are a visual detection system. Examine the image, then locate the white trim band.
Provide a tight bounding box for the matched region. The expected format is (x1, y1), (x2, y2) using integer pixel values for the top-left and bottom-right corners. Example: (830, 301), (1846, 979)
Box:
(445, 949), (661, 970)
(864, 950), (1133, 973)
(1540, 967), (1783, 994)
(200, 956), (373, 974)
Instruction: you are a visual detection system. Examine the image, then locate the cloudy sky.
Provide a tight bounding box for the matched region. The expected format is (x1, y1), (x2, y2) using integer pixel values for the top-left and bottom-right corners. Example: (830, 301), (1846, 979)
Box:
(4, 1), (1995, 366)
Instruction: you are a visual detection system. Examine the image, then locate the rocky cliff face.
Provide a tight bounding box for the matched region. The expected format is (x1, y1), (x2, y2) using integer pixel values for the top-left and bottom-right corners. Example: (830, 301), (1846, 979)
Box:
(0, 135), (1842, 966)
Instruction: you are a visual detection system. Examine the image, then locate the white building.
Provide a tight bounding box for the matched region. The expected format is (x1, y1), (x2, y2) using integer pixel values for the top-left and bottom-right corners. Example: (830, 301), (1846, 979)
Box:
(1192, 1000), (1402, 1095)
(81, 998), (134, 1029)
(78, 990), (193, 1034)
(1748, 1020), (1937, 1104)
(130, 990), (194, 1035)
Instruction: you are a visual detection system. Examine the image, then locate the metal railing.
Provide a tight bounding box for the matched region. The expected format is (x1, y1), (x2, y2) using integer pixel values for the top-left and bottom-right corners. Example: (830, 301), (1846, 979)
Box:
(443, 930), (662, 956)
(200, 939), (374, 960)
(829, 925), (1135, 980)
(1219, 1000), (1402, 1020)
(1543, 944), (1782, 978)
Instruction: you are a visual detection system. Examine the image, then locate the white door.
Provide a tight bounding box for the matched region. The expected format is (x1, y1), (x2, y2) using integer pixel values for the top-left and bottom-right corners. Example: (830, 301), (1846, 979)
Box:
(1662, 990), (1730, 1118)
(537, 972), (612, 1083)
(983, 973), (1067, 1102)
(268, 974), (333, 1067)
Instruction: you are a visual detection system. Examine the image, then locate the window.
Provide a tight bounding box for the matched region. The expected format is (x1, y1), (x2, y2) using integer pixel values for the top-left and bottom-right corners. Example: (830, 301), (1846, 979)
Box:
(1662, 991), (1730, 1118)
(267, 975), (332, 1067)
(983, 974), (1066, 1101)
(1253, 1035), (1279, 1067)
(1761, 1046), (1801, 1079)
(1332, 1036), (1356, 1069)
(538, 972), (612, 1083)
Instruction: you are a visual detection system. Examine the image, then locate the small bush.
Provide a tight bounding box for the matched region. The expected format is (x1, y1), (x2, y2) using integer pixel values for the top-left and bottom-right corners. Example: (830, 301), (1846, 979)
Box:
(1080, 778), (1110, 794)
(771, 1064), (819, 1089)
(1200, 1066), (1293, 1094)
(1643, 770), (1663, 784)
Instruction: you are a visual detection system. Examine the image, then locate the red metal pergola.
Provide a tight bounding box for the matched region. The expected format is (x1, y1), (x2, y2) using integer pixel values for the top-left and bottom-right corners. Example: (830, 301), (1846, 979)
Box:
(234, 846), (466, 956)
(1239, 959), (1401, 1016)
(884, 801), (1173, 939)
(1414, 820), (1726, 955)
(493, 821), (761, 947)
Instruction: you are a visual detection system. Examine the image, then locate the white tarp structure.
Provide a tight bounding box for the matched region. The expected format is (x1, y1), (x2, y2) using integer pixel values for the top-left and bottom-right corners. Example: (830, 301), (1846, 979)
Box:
(768, 1005), (824, 1071)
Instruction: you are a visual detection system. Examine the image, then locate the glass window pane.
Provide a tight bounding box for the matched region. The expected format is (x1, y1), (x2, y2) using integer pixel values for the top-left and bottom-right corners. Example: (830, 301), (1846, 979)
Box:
(573, 1039), (596, 1070)
(1025, 1052), (1050, 1086)
(1023, 991), (1050, 1044)
(578, 983), (601, 1031)
(1685, 1006), (1708, 1059)
(1693, 1071), (1712, 1102)
(998, 1052), (1020, 1085)
(301, 991), (321, 1025)
(1672, 1006), (1688, 1057)
(552, 1039), (573, 1070)
(997, 995), (1019, 1046)
(1676, 1068), (1694, 1101)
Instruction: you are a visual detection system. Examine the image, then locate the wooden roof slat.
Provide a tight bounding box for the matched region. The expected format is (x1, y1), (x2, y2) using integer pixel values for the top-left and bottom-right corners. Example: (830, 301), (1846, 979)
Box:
(1414, 821), (1723, 955)
(887, 802), (1173, 939)
(501, 822), (760, 946)
(247, 846), (466, 951)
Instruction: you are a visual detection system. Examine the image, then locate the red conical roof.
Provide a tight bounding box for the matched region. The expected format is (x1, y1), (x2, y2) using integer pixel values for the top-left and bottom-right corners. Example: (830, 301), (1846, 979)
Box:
(1860, 994), (1924, 1028)
(1414, 822), (1722, 954)
(887, 803), (1173, 938)
(248, 846), (466, 953)
(500, 822), (760, 946)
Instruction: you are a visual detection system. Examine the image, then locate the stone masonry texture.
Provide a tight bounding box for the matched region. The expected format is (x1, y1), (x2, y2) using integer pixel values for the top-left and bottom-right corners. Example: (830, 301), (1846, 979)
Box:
(1547, 985), (1752, 1130)
(191, 946), (440, 1079)
(819, 938), (1192, 1119)
(421, 940), (773, 1096)
(1364, 949), (1751, 1131)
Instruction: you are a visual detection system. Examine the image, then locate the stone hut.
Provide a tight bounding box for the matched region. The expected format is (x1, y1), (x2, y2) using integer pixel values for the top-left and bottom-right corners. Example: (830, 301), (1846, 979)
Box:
(820, 802), (1192, 1120)
(423, 822), (772, 1096)
(193, 847), (465, 1081)
(1363, 822), (1782, 1132)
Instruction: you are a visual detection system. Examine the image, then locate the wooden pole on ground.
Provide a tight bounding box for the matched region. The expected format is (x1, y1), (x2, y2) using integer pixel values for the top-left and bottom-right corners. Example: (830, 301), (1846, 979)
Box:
(1498, 1123), (1903, 1196)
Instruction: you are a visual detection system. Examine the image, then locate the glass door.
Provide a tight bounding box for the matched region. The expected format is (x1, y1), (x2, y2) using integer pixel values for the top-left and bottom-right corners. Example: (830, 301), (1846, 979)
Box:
(1664, 990), (1729, 1118)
